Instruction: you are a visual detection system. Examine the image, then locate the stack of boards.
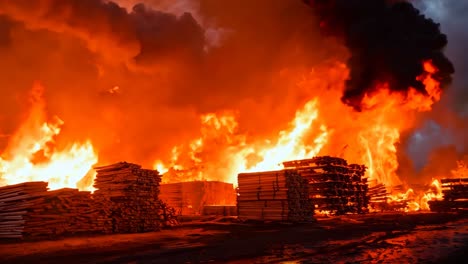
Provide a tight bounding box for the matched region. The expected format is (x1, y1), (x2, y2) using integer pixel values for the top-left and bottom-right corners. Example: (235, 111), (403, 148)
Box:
(429, 178), (468, 212)
(0, 182), (107, 239)
(367, 183), (390, 211)
(284, 156), (369, 215)
(159, 181), (236, 215)
(237, 170), (313, 222)
(0, 162), (179, 240)
(94, 162), (178, 233)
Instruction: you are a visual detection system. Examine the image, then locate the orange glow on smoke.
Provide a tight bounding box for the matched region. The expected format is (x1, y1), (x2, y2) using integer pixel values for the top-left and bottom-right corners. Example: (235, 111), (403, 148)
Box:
(0, 83), (98, 191)
(0, 59), (444, 214)
(155, 60), (444, 212)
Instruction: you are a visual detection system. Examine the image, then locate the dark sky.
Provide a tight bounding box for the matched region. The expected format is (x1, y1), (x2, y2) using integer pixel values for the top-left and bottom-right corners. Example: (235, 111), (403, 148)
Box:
(407, 0), (468, 170)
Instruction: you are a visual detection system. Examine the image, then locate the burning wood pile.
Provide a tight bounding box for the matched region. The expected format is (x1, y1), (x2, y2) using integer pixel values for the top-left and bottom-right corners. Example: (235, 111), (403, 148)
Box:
(368, 183), (390, 211)
(159, 181), (236, 215)
(283, 156), (369, 215)
(429, 178), (468, 212)
(94, 162), (178, 233)
(0, 182), (106, 239)
(237, 170), (313, 222)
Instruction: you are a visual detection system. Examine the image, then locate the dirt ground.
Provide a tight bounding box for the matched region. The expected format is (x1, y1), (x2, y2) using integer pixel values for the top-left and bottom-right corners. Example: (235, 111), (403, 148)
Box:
(0, 212), (467, 264)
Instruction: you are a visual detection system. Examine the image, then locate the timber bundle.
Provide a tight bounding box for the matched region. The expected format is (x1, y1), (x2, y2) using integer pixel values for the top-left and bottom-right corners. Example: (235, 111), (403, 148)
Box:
(94, 162), (178, 233)
(0, 162), (178, 240)
(429, 178), (468, 212)
(237, 170), (313, 222)
(0, 182), (106, 239)
(159, 181), (237, 216)
(367, 183), (390, 211)
(283, 156), (369, 215)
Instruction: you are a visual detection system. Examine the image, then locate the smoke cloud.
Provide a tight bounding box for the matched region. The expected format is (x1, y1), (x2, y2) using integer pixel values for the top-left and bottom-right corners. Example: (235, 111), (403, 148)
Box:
(398, 0), (468, 178)
(303, 0), (455, 111)
(0, 0), (205, 67)
(0, 0), (341, 167)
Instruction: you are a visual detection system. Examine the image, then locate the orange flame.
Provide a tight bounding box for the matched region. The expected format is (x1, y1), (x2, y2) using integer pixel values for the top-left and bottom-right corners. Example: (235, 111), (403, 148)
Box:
(452, 161), (468, 178)
(420, 179), (443, 210)
(0, 83), (98, 191)
(153, 60), (443, 212)
(244, 99), (328, 172)
(155, 99), (329, 185)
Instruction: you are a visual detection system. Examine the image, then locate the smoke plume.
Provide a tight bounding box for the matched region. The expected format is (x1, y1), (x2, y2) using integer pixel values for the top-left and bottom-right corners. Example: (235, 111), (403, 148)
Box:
(303, 0), (455, 111)
(0, 0), (205, 66)
(0, 0), (340, 167)
(397, 0), (468, 178)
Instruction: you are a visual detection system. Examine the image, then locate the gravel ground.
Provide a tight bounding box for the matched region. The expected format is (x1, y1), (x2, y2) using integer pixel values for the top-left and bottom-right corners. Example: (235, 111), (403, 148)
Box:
(0, 212), (466, 264)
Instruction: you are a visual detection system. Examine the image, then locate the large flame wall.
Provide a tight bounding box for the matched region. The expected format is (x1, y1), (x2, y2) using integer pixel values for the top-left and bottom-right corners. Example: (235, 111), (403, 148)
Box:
(0, 1), (466, 200)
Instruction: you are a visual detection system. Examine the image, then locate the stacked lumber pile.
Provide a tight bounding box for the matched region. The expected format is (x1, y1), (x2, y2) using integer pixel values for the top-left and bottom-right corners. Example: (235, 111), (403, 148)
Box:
(349, 164), (370, 213)
(0, 182), (49, 239)
(429, 178), (468, 212)
(159, 181), (236, 215)
(159, 183), (183, 215)
(237, 170), (313, 222)
(283, 156), (369, 215)
(41, 188), (109, 235)
(93, 162), (177, 233)
(368, 183), (390, 211)
(0, 182), (111, 239)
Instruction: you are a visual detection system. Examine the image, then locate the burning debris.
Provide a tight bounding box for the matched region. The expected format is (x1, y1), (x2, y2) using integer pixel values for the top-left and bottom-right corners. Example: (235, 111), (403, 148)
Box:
(237, 170), (313, 222)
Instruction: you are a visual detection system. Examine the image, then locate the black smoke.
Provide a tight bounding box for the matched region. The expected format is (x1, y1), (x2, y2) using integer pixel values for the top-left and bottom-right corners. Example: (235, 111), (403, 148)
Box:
(303, 0), (455, 111)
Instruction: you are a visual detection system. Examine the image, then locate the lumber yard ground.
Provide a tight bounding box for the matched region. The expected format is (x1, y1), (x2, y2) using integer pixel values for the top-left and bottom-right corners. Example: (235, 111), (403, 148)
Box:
(0, 212), (467, 264)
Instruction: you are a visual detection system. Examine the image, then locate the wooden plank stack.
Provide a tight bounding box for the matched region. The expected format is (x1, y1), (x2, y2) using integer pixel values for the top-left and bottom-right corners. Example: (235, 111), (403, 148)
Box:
(368, 183), (390, 211)
(0, 182), (49, 239)
(0, 162), (179, 240)
(93, 162), (177, 233)
(283, 156), (369, 215)
(237, 170), (313, 222)
(159, 181), (237, 215)
(0, 182), (112, 239)
(349, 164), (370, 213)
(429, 178), (468, 212)
(39, 188), (110, 235)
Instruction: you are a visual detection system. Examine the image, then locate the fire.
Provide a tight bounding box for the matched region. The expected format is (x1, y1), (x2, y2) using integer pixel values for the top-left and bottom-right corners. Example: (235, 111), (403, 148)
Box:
(244, 99), (328, 172)
(155, 99), (329, 184)
(155, 111), (248, 184)
(0, 83), (98, 191)
(0, 61), (445, 214)
(452, 161), (468, 178)
(154, 60), (444, 212)
(420, 179), (443, 210)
